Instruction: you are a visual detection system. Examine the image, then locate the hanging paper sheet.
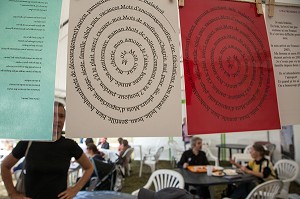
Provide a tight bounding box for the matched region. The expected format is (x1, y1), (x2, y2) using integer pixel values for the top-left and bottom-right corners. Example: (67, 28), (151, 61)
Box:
(0, 0), (62, 140)
(66, 0), (181, 137)
(266, 4), (300, 125)
(179, 0), (281, 134)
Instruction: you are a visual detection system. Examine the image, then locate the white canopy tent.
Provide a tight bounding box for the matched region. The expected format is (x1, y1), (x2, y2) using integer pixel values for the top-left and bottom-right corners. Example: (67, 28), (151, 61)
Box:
(55, 0), (300, 183)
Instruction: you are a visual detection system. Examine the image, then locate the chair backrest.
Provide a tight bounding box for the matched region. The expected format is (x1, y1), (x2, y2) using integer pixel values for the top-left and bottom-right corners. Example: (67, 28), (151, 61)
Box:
(265, 144), (276, 154)
(274, 159), (299, 182)
(122, 147), (134, 158)
(122, 147), (134, 162)
(274, 159), (299, 198)
(168, 141), (184, 165)
(245, 179), (283, 199)
(265, 143), (276, 161)
(202, 145), (219, 166)
(154, 146), (164, 162)
(144, 169), (185, 191)
(244, 145), (253, 154)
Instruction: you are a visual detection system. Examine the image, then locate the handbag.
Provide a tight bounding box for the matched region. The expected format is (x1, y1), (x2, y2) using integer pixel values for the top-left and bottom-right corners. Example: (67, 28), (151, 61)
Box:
(15, 141), (32, 194)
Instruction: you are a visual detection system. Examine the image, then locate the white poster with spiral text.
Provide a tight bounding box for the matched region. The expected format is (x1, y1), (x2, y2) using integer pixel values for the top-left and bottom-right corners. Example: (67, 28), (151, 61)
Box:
(66, 0), (181, 137)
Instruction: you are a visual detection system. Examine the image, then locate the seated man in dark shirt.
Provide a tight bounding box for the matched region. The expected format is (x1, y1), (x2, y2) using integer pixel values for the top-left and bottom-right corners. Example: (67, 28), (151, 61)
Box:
(98, 137), (110, 149)
(178, 137), (210, 199)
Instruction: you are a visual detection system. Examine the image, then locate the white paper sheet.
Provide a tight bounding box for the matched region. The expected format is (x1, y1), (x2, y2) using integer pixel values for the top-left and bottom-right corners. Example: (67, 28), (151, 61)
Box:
(66, 0), (182, 137)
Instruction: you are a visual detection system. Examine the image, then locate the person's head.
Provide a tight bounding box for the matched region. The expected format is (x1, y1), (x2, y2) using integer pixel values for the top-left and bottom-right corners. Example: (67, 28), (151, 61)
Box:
(251, 144), (268, 159)
(85, 138), (94, 145)
(118, 137), (124, 145)
(53, 102), (66, 135)
(86, 143), (99, 156)
(191, 137), (202, 151)
(122, 139), (129, 147)
(100, 137), (107, 143)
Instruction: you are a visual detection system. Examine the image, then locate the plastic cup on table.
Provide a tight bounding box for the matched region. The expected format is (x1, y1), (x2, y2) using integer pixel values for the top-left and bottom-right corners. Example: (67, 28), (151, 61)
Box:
(207, 165), (213, 176)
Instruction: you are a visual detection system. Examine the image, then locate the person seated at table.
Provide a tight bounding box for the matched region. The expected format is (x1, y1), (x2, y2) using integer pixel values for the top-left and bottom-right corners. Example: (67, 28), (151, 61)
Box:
(177, 137), (209, 168)
(117, 139), (132, 176)
(98, 137), (110, 149)
(228, 143), (277, 199)
(177, 137), (210, 199)
(86, 143), (105, 162)
(81, 144), (114, 190)
(117, 137), (124, 152)
(119, 139), (131, 160)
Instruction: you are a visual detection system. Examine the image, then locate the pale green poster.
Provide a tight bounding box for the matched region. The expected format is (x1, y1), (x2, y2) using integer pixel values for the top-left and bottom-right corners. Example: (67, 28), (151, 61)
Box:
(0, 0), (62, 140)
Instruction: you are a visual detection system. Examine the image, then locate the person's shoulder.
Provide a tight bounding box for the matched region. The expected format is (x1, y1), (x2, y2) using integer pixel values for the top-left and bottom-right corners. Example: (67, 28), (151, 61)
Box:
(14, 140), (29, 148)
(248, 159), (255, 166)
(17, 140), (29, 145)
(262, 158), (272, 166)
(183, 149), (192, 154)
(60, 136), (79, 145)
(94, 154), (105, 161)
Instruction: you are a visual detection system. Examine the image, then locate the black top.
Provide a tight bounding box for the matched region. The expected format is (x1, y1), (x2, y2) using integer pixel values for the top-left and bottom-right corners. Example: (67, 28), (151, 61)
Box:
(100, 142), (110, 149)
(177, 149), (209, 168)
(93, 154), (105, 162)
(12, 137), (83, 199)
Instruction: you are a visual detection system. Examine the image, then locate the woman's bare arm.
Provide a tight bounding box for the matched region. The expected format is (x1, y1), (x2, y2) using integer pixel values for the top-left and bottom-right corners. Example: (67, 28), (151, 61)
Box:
(58, 153), (93, 199)
(1, 153), (29, 198)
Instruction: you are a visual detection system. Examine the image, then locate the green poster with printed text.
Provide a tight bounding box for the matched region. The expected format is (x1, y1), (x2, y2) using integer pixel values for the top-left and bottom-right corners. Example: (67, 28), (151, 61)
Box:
(0, 0), (62, 140)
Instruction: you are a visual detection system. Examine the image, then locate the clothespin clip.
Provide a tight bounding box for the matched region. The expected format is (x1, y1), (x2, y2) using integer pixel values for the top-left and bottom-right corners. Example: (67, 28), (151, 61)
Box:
(268, 0), (275, 17)
(256, 0), (263, 15)
(179, 0), (184, 7)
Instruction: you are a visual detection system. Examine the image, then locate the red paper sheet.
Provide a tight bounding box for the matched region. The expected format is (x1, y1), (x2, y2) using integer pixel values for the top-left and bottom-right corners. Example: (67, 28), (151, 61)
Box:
(180, 0), (281, 134)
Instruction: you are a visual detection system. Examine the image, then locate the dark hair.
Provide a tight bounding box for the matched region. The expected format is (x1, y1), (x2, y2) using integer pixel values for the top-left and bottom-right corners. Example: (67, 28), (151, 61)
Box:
(252, 144), (268, 157)
(54, 101), (65, 114)
(86, 143), (100, 155)
(85, 138), (94, 145)
(118, 137), (123, 144)
(123, 139), (129, 147)
(54, 101), (64, 108)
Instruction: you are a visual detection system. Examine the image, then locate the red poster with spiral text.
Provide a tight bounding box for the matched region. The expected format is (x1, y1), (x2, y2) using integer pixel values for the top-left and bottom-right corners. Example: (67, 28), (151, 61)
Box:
(180, 0), (281, 134)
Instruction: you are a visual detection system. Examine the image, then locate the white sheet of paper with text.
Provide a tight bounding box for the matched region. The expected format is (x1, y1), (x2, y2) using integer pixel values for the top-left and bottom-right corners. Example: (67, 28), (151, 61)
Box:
(266, 5), (300, 125)
(66, 0), (182, 137)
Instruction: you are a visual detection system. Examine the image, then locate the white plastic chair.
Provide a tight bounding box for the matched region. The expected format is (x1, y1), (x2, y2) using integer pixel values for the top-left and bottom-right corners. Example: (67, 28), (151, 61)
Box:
(232, 144), (252, 166)
(274, 159), (299, 199)
(68, 167), (80, 187)
(202, 145), (219, 166)
(143, 146), (164, 173)
(131, 169), (184, 195)
(264, 143), (276, 162)
(245, 179), (283, 199)
(168, 140), (184, 167)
